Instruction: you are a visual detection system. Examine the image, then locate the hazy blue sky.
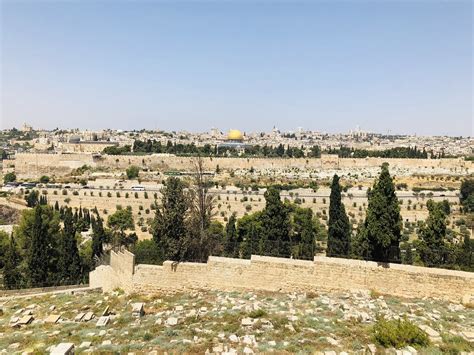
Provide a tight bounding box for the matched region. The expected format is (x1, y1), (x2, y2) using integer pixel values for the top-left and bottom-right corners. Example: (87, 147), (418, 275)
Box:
(1, 0), (472, 135)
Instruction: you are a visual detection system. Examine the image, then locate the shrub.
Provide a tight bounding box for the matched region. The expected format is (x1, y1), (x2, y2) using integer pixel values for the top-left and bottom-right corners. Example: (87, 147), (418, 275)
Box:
(3, 172), (16, 183)
(126, 165), (139, 179)
(372, 318), (429, 348)
(440, 335), (472, 354)
(248, 309), (267, 318)
(39, 175), (50, 183)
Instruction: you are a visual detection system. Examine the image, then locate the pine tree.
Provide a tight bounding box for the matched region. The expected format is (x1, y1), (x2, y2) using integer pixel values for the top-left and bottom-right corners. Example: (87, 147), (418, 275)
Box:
(27, 206), (50, 287)
(3, 235), (22, 289)
(58, 208), (82, 284)
(362, 163), (402, 262)
(261, 187), (291, 257)
(327, 175), (351, 257)
(224, 213), (238, 257)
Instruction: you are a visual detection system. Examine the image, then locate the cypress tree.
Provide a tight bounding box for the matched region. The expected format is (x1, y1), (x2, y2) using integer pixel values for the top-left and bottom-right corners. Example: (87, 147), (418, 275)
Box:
(459, 233), (472, 271)
(58, 208), (82, 284)
(363, 163), (402, 262)
(54, 200), (60, 211)
(327, 175), (351, 257)
(27, 206), (50, 287)
(91, 212), (106, 261)
(3, 235), (22, 289)
(418, 200), (448, 267)
(152, 177), (188, 261)
(261, 187), (291, 257)
(237, 212), (262, 259)
(224, 213), (238, 257)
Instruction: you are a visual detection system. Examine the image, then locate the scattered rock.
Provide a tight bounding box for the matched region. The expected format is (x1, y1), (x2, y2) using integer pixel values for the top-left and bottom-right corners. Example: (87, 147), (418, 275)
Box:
(367, 343), (377, 354)
(419, 325), (441, 342)
(50, 342), (74, 355)
(241, 317), (254, 326)
(96, 316), (110, 327)
(79, 342), (92, 348)
(166, 317), (178, 326)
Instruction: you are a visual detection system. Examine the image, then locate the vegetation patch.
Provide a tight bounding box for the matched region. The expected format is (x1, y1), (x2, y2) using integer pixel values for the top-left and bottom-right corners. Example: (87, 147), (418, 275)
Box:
(372, 317), (430, 348)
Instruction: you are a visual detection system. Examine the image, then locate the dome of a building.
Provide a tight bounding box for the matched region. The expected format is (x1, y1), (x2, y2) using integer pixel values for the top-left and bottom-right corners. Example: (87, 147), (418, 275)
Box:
(227, 129), (244, 141)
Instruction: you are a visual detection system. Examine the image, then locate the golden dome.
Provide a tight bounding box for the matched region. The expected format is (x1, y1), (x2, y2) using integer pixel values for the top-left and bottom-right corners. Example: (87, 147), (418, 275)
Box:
(227, 129), (243, 141)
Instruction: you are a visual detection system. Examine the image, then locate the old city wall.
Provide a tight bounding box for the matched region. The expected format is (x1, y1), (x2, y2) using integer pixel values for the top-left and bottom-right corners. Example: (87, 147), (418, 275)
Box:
(90, 250), (135, 292)
(8, 153), (473, 179)
(90, 251), (474, 303)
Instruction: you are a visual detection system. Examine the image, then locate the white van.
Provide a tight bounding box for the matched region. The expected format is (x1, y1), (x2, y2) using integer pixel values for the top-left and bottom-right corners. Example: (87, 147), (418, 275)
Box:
(131, 186), (145, 191)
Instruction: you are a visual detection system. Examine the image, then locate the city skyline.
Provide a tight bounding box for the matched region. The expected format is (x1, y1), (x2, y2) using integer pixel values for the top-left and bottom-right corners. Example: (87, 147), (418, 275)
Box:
(1, 1), (472, 136)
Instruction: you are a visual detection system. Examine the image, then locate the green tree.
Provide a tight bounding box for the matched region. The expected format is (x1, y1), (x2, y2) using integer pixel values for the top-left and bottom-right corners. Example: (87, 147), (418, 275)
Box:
(58, 208), (82, 284)
(0, 231), (10, 269)
(2, 234), (22, 289)
(91, 213), (106, 261)
(418, 200), (449, 267)
(458, 232), (472, 271)
(3, 172), (16, 184)
(132, 239), (163, 265)
(16, 205), (61, 287)
(360, 163), (402, 262)
(27, 207), (54, 286)
(126, 165), (139, 179)
(460, 179), (474, 212)
(152, 177), (188, 261)
(39, 175), (50, 184)
(327, 175), (351, 257)
(107, 207), (135, 249)
(25, 190), (39, 207)
(224, 213), (238, 257)
(291, 207), (317, 260)
(238, 212), (263, 259)
(261, 187), (291, 257)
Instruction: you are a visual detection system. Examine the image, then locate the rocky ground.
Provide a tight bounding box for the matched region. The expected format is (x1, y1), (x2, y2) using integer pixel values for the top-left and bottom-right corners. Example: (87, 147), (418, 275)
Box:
(0, 288), (473, 354)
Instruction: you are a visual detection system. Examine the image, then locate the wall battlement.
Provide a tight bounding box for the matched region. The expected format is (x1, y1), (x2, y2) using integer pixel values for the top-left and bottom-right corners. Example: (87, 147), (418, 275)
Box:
(89, 251), (474, 303)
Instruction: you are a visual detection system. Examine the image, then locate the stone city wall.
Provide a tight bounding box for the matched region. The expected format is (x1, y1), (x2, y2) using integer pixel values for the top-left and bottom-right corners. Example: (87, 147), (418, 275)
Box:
(7, 153), (473, 179)
(89, 251), (474, 303)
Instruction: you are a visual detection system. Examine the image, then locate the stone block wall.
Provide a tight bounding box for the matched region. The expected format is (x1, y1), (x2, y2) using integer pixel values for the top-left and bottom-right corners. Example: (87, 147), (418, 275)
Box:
(89, 252), (474, 303)
(10, 153), (474, 179)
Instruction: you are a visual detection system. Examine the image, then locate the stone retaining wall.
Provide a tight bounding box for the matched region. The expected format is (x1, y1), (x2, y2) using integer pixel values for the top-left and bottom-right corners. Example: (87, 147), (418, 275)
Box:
(89, 251), (474, 303)
(9, 153), (473, 179)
